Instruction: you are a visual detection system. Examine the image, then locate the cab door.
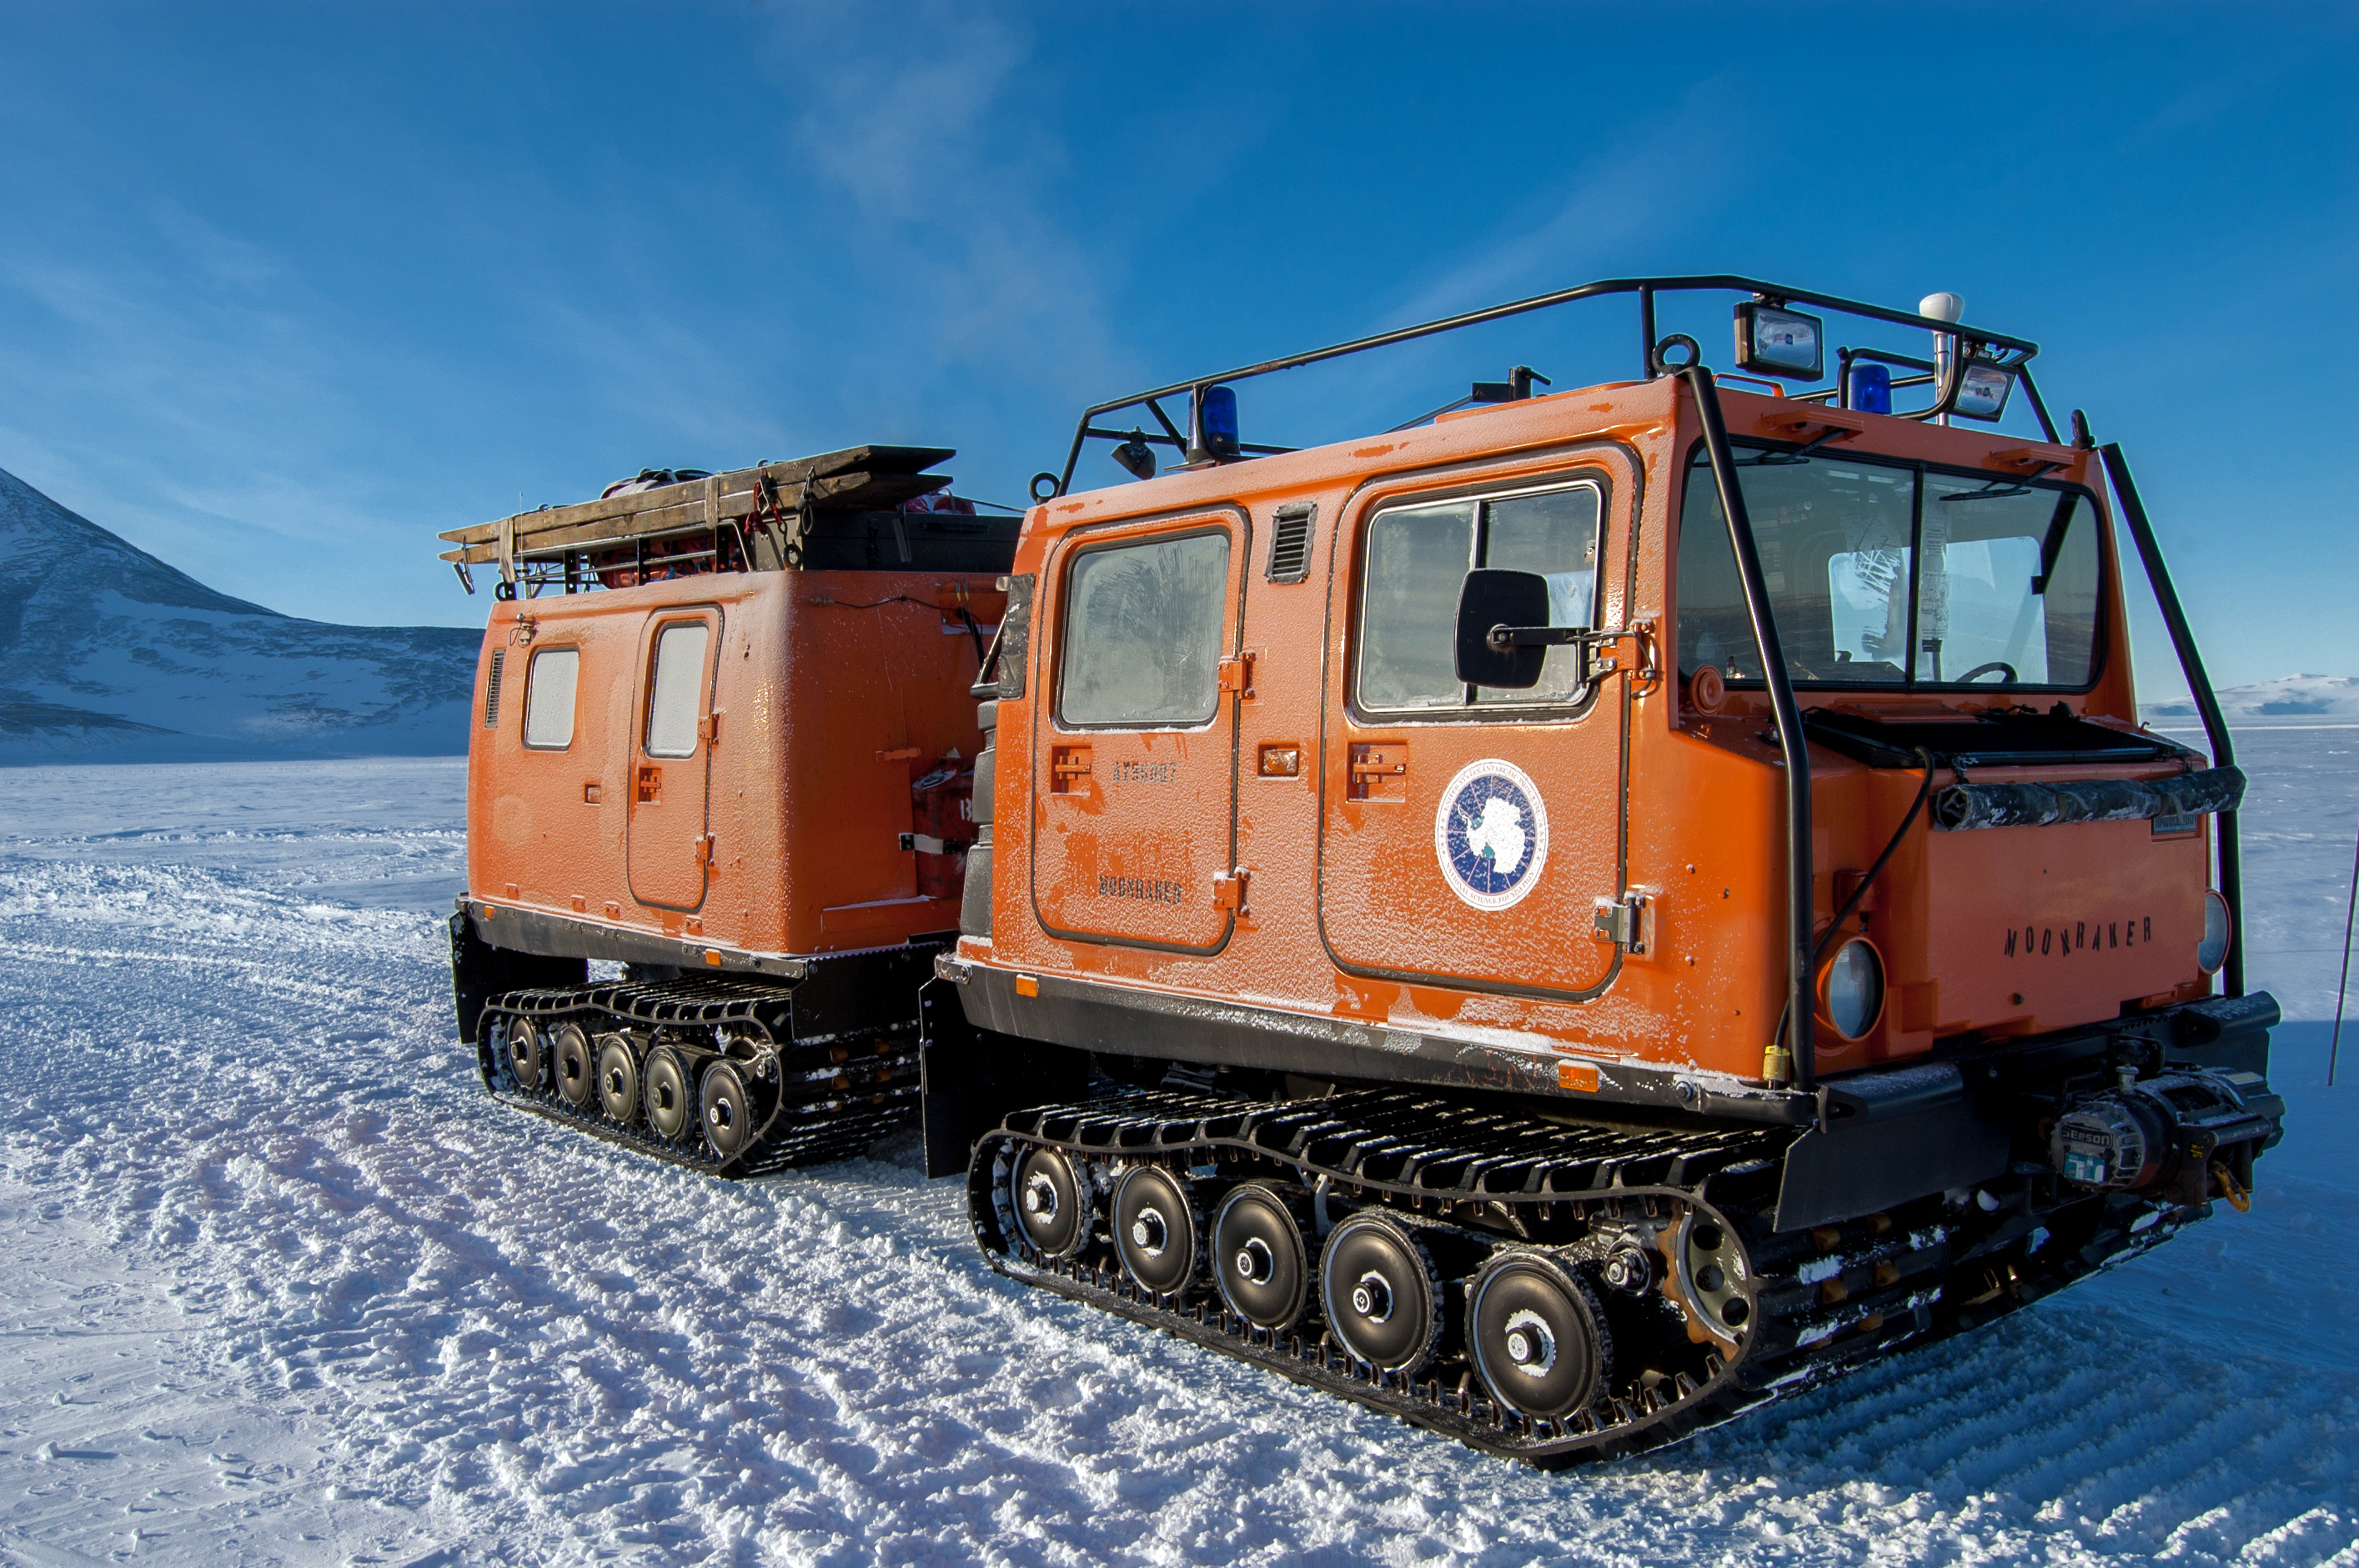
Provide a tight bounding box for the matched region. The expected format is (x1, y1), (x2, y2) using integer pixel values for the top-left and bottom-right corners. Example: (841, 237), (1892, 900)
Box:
(628, 607), (721, 912)
(1030, 511), (1247, 954)
(1318, 465), (1629, 998)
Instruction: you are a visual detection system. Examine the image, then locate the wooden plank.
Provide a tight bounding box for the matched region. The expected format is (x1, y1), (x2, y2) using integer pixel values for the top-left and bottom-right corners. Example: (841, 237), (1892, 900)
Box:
(436, 446), (953, 547)
(436, 469), (952, 565)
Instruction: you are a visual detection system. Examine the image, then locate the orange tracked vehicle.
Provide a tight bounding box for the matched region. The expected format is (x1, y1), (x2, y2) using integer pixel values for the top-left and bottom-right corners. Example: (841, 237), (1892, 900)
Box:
(443, 446), (1018, 1171)
(447, 278), (2283, 1464)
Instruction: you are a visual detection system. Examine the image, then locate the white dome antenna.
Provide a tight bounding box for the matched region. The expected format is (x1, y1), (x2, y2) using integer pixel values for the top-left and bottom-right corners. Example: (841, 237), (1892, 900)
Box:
(1920, 292), (1965, 424)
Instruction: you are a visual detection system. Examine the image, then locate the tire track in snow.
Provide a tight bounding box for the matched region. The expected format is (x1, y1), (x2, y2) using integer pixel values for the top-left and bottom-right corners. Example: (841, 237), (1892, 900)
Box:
(0, 756), (2351, 1565)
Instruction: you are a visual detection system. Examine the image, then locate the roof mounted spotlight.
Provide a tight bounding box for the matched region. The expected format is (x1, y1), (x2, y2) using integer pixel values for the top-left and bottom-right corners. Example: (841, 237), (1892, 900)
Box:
(1734, 300), (1824, 380)
(1111, 428), (1157, 481)
(1951, 359), (2017, 421)
(1471, 365), (1552, 403)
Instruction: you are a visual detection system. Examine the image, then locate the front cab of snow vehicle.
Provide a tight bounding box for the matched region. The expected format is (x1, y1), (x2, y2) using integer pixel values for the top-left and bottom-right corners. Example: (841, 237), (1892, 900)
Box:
(932, 278), (2285, 1464)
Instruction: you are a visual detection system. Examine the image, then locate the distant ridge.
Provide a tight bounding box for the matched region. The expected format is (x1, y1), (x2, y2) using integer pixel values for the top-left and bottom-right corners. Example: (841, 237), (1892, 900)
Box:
(0, 465), (477, 763)
(2145, 674), (2359, 727)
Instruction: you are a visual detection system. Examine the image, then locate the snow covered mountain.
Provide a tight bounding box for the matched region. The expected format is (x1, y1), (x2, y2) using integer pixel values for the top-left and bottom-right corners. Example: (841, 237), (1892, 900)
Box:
(2145, 674), (2359, 726)
(0, 466), (477, 762)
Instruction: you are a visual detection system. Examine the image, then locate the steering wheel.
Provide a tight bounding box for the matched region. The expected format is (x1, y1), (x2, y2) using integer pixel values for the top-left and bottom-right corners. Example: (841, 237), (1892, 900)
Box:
(1957, 661), (2017, 684)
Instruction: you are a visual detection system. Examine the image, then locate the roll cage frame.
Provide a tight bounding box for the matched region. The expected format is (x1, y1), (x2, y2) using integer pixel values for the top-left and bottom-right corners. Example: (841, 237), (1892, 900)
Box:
(1044, 274), (2241, 1100)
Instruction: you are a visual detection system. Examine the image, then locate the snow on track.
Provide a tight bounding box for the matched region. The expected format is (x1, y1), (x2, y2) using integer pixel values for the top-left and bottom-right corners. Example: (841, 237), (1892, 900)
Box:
(0, 749), (2352, 1565)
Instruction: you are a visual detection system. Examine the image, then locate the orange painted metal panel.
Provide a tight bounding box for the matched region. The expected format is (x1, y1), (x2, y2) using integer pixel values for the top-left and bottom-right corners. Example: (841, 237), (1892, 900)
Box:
(1027, 512), (1245, 954)
(467, 567), (995, 959)
(961, 374), (2211, 1088)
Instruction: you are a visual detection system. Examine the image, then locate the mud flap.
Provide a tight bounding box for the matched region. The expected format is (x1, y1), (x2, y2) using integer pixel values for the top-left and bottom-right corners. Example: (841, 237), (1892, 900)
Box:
(449, 909), (585, 1045)
(919, 976), (1087, 1180)
(1772, 1064), (2010, 1232)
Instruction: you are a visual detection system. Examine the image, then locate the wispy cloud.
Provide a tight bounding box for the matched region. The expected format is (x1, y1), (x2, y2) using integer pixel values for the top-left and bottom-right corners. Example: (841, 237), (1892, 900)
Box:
(760, 2), (1122, 393)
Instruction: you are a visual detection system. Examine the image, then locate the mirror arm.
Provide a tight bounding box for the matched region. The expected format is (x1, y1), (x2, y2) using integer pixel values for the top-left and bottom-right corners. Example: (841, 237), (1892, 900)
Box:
(1485, 623), (1658, 684)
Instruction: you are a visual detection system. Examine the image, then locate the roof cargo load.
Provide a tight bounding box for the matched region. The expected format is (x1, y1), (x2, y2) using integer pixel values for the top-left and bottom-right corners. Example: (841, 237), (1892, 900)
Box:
(438, 444), (1018, 592)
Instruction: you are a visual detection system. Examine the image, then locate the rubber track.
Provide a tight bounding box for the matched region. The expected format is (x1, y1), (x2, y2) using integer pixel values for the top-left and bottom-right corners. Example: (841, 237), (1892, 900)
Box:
(968, 1088), (2193, 1466)
(480, 975), (918, 1179)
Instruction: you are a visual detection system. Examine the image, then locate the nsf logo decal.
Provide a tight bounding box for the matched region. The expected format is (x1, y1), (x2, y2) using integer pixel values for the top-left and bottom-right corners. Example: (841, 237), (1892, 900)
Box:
(1433, 759), (1549, 911)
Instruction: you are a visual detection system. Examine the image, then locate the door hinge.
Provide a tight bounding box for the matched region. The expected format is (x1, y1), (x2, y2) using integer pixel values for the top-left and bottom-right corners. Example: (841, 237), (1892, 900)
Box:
(1593, 891), (1652, 954)
(1217, 652), (1257, 697)
(699, 712), (722, 744)
(695, 832), (718, 867)
(1579, 621), (1659, 688)
(1212, 866), (1251, 913)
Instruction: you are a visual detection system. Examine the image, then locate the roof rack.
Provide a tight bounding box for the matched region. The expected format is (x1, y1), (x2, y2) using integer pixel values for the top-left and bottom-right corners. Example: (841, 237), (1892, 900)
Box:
(1045, 274), (2056, 498)
(439, 445), (957, 593)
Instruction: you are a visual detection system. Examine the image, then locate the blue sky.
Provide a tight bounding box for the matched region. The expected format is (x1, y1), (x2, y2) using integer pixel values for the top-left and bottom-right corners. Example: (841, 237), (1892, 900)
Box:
(1, 2), (2351, 691)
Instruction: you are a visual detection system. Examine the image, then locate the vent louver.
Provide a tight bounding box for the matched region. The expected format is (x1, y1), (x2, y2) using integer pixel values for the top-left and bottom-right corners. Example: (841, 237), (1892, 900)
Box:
(483, 649), (505, 728)
(1266, 503), (1314, 584)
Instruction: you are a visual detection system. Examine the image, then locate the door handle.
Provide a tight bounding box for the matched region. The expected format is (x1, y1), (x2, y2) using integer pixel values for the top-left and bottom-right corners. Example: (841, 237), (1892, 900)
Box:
(1348, 742), (1407, 800)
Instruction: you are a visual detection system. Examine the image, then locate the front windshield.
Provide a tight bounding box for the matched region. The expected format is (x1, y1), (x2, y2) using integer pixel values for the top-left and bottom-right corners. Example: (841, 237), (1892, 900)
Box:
(1678, 445), (2102, 691)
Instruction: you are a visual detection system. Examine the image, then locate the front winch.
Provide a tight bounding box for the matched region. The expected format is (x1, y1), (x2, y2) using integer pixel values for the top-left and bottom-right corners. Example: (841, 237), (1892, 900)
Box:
(2049, 1068), (2282, 1205)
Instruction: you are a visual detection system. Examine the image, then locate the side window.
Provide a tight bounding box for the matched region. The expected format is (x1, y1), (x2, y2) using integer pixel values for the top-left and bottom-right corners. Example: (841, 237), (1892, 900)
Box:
(522, 647), (580, 749)
(645, 622), (710, 758)
(1356, 482), (1603, 713)
(1058, 530), (1231, 727)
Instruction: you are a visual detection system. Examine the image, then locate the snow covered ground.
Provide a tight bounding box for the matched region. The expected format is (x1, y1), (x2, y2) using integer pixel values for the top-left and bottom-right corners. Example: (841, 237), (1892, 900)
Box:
(0, 740), (2353, 1567)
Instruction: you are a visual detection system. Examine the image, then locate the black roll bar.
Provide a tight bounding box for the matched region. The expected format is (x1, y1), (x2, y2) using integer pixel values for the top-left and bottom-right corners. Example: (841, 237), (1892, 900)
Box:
(2099, 443), (2244, 996)
(1681, 366), (1817, 1090)
(1052, 274), (2043, 496)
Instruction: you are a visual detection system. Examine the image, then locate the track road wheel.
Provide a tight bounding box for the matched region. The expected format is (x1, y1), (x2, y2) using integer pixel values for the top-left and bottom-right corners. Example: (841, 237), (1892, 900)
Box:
(1466, 1251), (1613, 1422)
(1011, 1147), (1088, 1259)
(1212, 1182), (1313, 1332)
(643, 1047), (692, 1142)
(595, 1034), (640, 1125)
(700, 1060), (755, 1159)
(1112, 1166), (1199, 1300)
(552, 1022), (596, 1110)
(504, 1018), (546, 1093)
(1320, 1211), (1443, 1375)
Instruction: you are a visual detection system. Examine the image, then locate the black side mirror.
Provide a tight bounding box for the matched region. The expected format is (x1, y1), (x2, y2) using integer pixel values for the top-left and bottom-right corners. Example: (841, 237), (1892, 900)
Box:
(1453, 569), (1553, 689)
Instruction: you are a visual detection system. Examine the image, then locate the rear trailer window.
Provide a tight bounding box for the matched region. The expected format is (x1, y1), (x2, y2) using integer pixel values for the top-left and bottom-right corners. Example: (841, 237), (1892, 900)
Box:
(1358, 483), (1602, 712)
(522, 647), (580, 749)
(1677, 448), (2101, 691)
(1058, 530), (1231, 727)
(645, 622), (710, 758)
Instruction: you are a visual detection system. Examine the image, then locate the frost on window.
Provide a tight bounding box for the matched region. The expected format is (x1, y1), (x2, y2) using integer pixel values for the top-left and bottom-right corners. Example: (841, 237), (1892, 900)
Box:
(1058, 531), (1230, 727)
(1474, 486), (1600, 704)
(645, 622), (710, 758)
(1357, 483), (1603, 712)
(1827, 548), (1910, 671)
(1359, 501), (1476, 709)
(523, 647), (580, 749)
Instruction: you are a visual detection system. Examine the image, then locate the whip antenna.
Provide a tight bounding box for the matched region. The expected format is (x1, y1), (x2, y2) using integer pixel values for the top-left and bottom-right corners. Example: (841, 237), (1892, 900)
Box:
(2333, 816), (2358, 1087)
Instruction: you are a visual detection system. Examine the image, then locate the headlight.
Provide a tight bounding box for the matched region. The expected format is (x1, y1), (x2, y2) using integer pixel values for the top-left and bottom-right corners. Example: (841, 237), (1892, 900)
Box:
(1818, 938), (1885, 1041)
(2196, 889), (2231, 974)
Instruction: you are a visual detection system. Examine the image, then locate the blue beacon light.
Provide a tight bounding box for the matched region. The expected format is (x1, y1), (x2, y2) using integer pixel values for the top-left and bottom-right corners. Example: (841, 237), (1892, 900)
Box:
(1197, 384), (1241, 460)
(1850, 362), (1892, 415)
